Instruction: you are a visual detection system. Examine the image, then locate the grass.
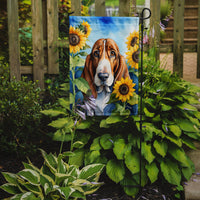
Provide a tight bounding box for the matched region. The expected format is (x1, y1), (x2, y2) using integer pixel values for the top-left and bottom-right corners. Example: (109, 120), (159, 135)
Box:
(105, 0), (119, 7)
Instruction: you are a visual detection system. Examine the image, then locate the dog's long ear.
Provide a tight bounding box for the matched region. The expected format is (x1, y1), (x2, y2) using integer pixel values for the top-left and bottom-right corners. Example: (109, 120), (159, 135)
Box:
(114, 54), (130, 81)
(81, 54), (97, 98)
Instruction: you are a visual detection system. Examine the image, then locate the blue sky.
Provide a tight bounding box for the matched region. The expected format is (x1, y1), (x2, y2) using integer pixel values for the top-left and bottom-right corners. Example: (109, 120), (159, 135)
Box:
(70, 16), (139, 57)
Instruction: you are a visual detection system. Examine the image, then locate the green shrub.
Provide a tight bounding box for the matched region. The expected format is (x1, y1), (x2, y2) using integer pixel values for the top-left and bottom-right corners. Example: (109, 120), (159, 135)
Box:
(40, 49), (200, 198)
(0, 149), (104, 199)
(0, 64), (42, 155)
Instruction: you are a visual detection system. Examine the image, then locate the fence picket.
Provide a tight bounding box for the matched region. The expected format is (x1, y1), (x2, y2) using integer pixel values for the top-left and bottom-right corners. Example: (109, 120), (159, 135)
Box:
(173, 0), (185, 77)
(47, 0), (59, 74)
(71, 0), (81, 16)
(95, 0), (106, 16)
(197, 0), (200, 78)
(32, 0), (45, 88)
(149, 0), (160, 60)
(6, 0), (200, 88)
(7, 0), (21, 80)
(119, 0), (130, 16)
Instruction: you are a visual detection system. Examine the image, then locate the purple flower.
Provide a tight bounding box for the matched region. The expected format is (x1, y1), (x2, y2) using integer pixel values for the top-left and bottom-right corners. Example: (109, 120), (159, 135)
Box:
(75, 108), (86, 120)
(75, 95), (96, 119)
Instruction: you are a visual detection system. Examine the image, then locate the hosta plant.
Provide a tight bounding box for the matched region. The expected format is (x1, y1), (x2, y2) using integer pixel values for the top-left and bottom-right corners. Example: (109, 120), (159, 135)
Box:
(0, 149), (104, 199)
(36, 49), (200, 199)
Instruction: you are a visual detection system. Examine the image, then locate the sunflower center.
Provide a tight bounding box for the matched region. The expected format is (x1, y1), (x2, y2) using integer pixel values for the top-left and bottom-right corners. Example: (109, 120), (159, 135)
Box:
(119, 84), (129, 95)
(69, 34), (80, 46)
(131, 37), (138, 47)
(132, 51), (139, 63)
(83, 26), (88, 35)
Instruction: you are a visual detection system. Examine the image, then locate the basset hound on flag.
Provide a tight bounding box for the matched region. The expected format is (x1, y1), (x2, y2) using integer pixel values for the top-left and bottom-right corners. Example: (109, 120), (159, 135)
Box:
(81, 38), (130, 115)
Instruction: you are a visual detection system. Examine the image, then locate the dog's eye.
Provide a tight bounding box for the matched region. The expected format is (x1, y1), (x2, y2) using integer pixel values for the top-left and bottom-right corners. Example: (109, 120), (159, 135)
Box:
(94, 51), (100, 58)
(110, 50), (116, 58)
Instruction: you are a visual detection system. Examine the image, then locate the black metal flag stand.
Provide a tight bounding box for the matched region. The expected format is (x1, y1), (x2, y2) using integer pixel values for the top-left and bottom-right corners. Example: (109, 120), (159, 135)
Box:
(139, 7), (151, 190)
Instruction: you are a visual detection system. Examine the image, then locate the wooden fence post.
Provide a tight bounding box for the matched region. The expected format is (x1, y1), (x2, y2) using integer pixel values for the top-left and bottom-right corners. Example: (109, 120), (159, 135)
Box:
(119, 0), (130, 16)
(149, 0), (160, 61)
(7, 0), (21, 81)
(197, 0), (200, 78)
(71, 0), (81, 16)
(47, 0), (59, 74)
(173, 0), (185, 77)
(95, 0), (106, 16)
(32, 0), (45, 89)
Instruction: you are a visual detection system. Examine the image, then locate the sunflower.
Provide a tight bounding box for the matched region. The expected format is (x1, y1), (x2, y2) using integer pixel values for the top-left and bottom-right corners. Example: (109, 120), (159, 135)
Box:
(82, 21), (92, 38)
(113, 77), (136, 102)
(69, 26), (86, 54)
(126, 31), (139, 49)
(126, 45), (139, 69)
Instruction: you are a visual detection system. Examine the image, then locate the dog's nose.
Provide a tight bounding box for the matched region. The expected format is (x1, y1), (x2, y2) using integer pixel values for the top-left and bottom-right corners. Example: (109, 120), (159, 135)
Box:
(98, 73), (109, 82)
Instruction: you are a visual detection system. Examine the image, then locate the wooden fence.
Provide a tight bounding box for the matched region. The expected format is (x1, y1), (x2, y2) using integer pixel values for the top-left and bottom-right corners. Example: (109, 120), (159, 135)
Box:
(7, 0), (200, 88)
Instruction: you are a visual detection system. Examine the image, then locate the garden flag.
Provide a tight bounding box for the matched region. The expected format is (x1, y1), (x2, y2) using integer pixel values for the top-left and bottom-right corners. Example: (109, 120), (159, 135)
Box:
(69, 16), (139, 117)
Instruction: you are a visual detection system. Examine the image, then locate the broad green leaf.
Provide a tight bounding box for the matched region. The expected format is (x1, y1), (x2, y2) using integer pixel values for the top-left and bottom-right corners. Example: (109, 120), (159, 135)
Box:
(99, 119), (110, 128)
(70, 55), (85, 68)
(184, 132), (200, 140)
(168, 125), (182, 137)
(127, 93), (138, 105)
(40, 174), (53, 195)
(23, 183), (41, 194)
(100, 134), (113, 150)
(165, 135), (182, 147)
(142, 142), (155, 164)
(9, 193), (23, 200)
(175, 118), (199, 133)
(182, 136), (196, 150)
(58, 98), (70, 109)
(69, 149), (85, 167)
(182, 158), (195, 180)
(143, 107), (155, 118)
(21, 192), (37, 200)
(160, 103), (172, 111)
(168, 147), (190, 167)
(160, 159), (181, 185)
(145, 162), (159, 183)
(40, 109), (66, 117)
(113, 139), (129, 160)
(85, 150), (101, 164)
(177, 103), (197, 111)
(90, 137), (101, 151)
(79, 164), (104, 181)
(18, 169), (40, 185)
(76, 120), (92, 129)
(2, 172), (18, 185)
(73, 77), (90, 94)
(57, 154), (66, 174)
(105, 115), (124, 124)
(53, 130), (72, 141)
(106, 160), (125, 183)
(23, 160), (40, 173)
(120, 177), (139, 197)
(73, 141), (84, 149)
(41, 150), (57, 173)
(0, 183), (20, 194)
(55, 173), (71, 185)
(49, 117), (74, 129)
(57, 187), (75, 199)
(167, 82), (185, 93)
(153, 140), (168, 157)
(70, 93), (75, 104)
(184, 95), (200, 105)
(125, 151), (140, 174)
